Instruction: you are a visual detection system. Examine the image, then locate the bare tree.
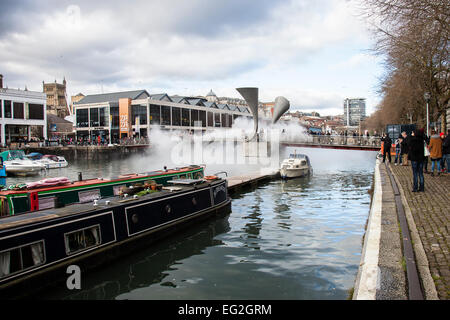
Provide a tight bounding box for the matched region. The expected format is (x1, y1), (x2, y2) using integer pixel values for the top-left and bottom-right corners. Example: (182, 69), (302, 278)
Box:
(356, 0), (449, 131)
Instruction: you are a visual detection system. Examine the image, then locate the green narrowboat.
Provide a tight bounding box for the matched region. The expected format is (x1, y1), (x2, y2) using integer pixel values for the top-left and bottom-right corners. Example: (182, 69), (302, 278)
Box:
(0, 165), (205, 216)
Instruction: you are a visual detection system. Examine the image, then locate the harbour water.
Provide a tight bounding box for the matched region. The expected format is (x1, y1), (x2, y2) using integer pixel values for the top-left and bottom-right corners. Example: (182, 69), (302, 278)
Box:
(9, 147), (377, 300)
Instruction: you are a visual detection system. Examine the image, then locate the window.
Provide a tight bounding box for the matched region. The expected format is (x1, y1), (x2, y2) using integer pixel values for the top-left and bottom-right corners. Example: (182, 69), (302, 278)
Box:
(28, 104), (44, 120)
(191, 109), (199, 127)
(0, 241), (45, 278)
(110, 105), (119, 129)
(199, 110), (206, 127)
(99, 107), (107, 127)
(65, 226), (101, 255)
(78, 189), (100, 203)
(215, 113), (221, 127)
(181, 108), (190, 126)
(149, 104), (161, 125)
(4, 100), (11, 118)
(172, 107), (181, 126)
(0, 100), (2, 117)
(13, 102), (24, 119)
(207, 112), (214, 127)
(221, 112), (227, 127)
(132, 105), (147, 125)
(76, 109), (89, 127)
(90, 108), (99, 127)
(161, 106), (171, 125)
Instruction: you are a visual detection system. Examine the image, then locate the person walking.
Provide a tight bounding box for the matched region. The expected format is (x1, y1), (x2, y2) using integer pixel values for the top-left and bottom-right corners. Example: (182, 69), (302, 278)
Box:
(381, 133), (392, 163)
(408, 129), (426, 192)
(428, 130), (443, 176)
(442, 130), (450, 174)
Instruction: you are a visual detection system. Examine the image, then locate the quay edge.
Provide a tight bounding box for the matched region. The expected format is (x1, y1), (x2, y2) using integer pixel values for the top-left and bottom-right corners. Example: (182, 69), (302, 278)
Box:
(353, 160), (439, 300)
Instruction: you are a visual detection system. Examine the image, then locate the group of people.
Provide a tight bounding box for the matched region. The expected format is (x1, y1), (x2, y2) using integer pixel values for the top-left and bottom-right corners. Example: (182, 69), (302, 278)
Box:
(381, 128), (450, 192)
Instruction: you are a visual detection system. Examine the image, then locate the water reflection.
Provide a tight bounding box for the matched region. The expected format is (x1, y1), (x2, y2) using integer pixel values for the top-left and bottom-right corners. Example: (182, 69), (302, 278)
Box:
(36, 215), (230, 300)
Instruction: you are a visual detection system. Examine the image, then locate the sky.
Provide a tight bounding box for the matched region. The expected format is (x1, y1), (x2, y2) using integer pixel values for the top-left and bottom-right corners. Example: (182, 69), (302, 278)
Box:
(0, 0), (385, 116)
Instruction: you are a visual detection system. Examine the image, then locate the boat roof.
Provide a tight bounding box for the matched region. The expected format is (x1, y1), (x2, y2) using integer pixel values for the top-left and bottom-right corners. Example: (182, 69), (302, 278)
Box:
(0, 166), (203, 196)
(0, 179), (219, 230)
(288, 153), (309, 159)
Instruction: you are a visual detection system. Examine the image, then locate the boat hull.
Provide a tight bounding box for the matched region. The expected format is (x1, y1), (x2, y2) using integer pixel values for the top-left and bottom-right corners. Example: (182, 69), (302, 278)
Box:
(0, 179), (230, 297)
(280, 167), (312, 179)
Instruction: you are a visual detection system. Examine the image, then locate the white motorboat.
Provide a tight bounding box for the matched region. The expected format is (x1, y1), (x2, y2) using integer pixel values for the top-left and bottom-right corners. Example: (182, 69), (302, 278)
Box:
(0, 150), (45, 176)
(38, 155), (69, 169)
(280, 152), (313, 179)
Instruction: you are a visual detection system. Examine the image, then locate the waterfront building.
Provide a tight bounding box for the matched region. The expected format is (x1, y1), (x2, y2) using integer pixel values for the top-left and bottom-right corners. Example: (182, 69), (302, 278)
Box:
(43, 78), (70, 118)
(343, 98), (366, 127)
(73, 89), (252, 143)
(0, 74), (48, 146)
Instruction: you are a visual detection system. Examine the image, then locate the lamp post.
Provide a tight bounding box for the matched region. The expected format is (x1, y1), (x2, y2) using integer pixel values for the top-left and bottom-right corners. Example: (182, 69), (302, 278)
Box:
(424, 92), (431, 136)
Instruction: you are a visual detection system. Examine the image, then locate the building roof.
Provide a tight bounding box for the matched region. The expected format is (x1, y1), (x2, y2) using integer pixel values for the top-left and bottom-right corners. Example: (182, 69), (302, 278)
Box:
(204, 101), (218, 108)
(187, 98), (205, 106)
(149, 93), (172, 102)
(74, 90), (149, 105)
(170, 95), (189, 104)
(217, 104), (230, 110)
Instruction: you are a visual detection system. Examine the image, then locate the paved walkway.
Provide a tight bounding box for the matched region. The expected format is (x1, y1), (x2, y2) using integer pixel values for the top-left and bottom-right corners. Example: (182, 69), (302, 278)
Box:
(390, 163), (449, 300)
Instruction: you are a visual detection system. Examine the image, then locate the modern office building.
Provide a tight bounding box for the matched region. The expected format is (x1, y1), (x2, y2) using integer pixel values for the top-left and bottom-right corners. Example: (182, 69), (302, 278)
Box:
(343, 98), (366, 127)
(73, 90), (252, 143)
(0, 74), (48, 146)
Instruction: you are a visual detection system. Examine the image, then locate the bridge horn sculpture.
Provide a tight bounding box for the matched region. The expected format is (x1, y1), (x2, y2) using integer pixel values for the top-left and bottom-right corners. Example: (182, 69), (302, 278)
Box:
(272, 96), (290, 124)
(236, 87), (259, 141)
(236, 87), (290, 141)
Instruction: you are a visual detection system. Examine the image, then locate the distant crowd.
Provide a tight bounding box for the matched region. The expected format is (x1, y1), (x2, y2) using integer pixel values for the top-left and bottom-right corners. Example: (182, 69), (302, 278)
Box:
(380, 128), (450, 192)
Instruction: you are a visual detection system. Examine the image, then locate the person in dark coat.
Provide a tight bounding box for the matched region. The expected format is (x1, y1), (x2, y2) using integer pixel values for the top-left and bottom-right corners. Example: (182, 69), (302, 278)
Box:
(381, 133), (392, 163)
(442, 130), (450, 174)
(408, 129), (426, 192)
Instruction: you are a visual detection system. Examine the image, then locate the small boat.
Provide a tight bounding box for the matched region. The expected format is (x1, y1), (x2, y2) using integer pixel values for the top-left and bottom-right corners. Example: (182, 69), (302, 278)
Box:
(26, 153), (69, 169)
(39, 155), (69, 169)
(280, 152), (313, 179)
(0, 175), (230, 296)
(0, 150), (45, 176)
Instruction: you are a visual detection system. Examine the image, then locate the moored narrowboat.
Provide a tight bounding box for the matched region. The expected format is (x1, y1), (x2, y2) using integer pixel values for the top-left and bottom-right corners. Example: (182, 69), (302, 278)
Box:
(0, 176), (230, 297)
(0, 165), (205, 216)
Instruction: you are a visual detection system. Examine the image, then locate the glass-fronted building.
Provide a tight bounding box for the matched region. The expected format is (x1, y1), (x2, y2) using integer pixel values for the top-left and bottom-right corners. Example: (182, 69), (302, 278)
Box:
(0, 87), (47, 146)
(73, 90), (252, 143)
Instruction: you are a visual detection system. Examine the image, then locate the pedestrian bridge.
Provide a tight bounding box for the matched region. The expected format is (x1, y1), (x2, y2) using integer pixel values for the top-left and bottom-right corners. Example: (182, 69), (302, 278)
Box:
(280, 135), (381, 151)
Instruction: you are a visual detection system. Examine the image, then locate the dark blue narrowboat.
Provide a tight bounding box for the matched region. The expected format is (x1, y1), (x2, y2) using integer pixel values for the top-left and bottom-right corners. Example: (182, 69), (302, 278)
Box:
(0, 176), (230, 297)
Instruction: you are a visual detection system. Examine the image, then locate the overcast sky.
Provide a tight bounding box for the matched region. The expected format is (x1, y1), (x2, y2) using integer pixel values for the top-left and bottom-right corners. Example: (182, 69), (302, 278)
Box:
(0, 0), (384, 116)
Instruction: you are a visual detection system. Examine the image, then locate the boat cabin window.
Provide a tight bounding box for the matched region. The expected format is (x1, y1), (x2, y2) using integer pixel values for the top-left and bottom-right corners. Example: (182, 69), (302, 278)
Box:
(0, 241), (45, 278)
(193, 171), (204, 179)
(39, 197), (56, 210)
(65, 225), (101, 255)
(300, 160), (307, 166)
(113, 185), (126, 196)
(78, 189), (101, 203)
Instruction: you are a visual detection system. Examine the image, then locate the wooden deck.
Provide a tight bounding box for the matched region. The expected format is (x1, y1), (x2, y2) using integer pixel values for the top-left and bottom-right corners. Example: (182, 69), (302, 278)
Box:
(226, 171), (280, 194)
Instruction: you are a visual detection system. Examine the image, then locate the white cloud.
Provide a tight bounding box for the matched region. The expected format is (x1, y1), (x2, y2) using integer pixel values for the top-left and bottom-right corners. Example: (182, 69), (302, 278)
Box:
(0, 0), (381, 115)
